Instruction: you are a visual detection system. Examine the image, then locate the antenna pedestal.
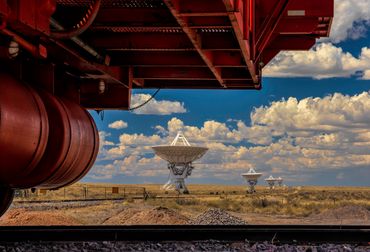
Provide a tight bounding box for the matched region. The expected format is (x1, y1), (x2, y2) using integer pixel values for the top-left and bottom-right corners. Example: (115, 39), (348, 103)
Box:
(153, 132), (208, 195)
(267, 181), (275, 190)
(241, 168), (262, 194)
(167, 163), (193, 194)
(265, 176), (278, 190)
(246, 179), (258, 193)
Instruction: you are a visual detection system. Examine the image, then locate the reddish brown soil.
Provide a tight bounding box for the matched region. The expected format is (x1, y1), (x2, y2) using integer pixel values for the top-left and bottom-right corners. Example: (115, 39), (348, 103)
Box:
(104, 206), (189, 225)
(0, 209), (80, 225)
(313, 205), (370, 221)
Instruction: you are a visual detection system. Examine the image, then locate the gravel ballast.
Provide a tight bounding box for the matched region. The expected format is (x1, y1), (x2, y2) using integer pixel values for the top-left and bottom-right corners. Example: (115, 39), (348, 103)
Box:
(189, 208), (247, 225)
(0, 241), (368, 252)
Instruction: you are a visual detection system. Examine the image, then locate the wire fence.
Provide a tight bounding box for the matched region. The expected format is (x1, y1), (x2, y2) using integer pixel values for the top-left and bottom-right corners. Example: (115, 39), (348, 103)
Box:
(12, 185), (292, 203)
(13, 186), (149, 202)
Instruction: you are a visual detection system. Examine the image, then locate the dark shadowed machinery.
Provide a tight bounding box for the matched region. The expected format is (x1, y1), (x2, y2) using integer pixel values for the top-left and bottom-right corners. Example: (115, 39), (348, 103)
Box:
(0, 0), (333, 216)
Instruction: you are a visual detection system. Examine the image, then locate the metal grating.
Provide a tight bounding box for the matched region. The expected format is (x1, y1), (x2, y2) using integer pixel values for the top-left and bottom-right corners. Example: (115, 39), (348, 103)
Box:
(56, 0), (165, 8)
(199, 28), (232, 33)
(91, 26), (183, 33)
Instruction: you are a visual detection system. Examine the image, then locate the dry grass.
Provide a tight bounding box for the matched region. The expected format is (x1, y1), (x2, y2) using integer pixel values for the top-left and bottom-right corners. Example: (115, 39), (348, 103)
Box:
(142, 185), (370, 218)
(11, 183), (370, 224)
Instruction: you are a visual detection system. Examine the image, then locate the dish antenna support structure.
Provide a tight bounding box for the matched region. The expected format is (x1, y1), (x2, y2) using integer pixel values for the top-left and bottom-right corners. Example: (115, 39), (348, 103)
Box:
(265, 175), (278, 190)
(152, 132), (208, 194)
(241, 168), (262, 193)
(276, 177), (283, 187)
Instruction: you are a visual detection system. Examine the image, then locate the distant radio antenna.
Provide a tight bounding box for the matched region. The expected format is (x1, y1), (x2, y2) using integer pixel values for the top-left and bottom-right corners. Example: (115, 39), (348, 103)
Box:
(265, 175), (278, 190)
(241, 168), (262, 193)
(276, 177), (283, 187)
(152, 132), (208, 194)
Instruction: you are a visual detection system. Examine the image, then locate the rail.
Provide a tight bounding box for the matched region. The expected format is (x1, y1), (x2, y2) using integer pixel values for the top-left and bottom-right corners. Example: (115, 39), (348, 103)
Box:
(0, 225), (368, 244)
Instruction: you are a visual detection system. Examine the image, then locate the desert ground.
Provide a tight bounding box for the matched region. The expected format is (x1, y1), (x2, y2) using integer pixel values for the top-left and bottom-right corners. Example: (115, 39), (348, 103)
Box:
(1, 184), (369, 226)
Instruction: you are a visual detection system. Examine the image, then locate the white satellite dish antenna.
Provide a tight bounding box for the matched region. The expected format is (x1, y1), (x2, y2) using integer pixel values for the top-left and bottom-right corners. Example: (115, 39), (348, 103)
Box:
(241, 168), (262, 193)
(265, 175), (278, 190)
(152, 132), (208, 194)
(276, 176), (283, 187)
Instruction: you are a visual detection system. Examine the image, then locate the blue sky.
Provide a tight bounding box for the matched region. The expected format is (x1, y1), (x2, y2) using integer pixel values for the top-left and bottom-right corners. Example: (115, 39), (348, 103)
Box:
(84, 0), (370, 186)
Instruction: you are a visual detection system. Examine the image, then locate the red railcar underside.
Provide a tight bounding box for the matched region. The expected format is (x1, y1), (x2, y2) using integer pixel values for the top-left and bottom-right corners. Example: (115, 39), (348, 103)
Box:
(0, 0), (333, 110)
(0, 0), (333, 216)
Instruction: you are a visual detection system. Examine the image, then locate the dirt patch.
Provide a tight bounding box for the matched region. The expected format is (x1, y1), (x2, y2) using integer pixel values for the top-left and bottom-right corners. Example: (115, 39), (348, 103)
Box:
(313, 205), (370, 220)
(104, 206), (189, 225)
(0, 209), (80, 225)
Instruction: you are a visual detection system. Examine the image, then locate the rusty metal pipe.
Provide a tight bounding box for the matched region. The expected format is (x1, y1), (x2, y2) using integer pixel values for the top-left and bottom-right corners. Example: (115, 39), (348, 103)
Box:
(50, 0), (101, 39)
(0, 72), (49, 186)
(0, 72), (99, 217)
(50, 18), (104, 62)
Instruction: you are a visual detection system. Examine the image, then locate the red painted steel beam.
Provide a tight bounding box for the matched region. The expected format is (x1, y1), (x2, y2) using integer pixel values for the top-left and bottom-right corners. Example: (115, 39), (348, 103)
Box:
(211, 51), (245, 67)
(187, 16), (232, 27)
(110, 51), (206, 66)
(88, 33), (193, 50)
(46, 40), (130, 88)
(95, 8), (177, 25)
(201, 32), (239, 50)
(178, 12), (228, 17)
(53, 6), (178, 28)
(223, 0), (259, 86)
(255, 0), (291, 62)
(87, 32), (239, 51)
(133, 66), (252, 81)
(143, 79), (221, 88)
(142, 79), (256, 89)
(220, 67), (252, 80)
(277, 18), (319, 34)
(134, 67), (215, 80)
(111, 51), (245, 67)
(163, 0), (226, 88)
(178, 0), (228, 14)
(267, 36), (316, 50)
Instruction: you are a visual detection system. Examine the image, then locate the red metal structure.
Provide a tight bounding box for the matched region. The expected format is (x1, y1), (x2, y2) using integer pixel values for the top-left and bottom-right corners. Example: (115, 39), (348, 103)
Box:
(0, 0), (333, 216)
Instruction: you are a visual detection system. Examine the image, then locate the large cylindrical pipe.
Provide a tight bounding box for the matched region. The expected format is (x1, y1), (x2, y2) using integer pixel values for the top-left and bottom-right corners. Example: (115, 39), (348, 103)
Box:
(8, 85), (99, 189)
(0, 71), (99, 189)
(0, 71), (99, 216)
(36, 97), (99, 189)
(0, 72), (49, 186)
(10, 90), (71, 188)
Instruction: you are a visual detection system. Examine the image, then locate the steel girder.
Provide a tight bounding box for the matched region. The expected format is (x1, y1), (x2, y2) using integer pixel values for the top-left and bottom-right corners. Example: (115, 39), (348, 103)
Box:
(0, 0), (333, 109)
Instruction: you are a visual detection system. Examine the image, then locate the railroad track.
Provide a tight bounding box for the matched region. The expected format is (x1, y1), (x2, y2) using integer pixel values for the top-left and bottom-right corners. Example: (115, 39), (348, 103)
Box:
(0, 225), (368, 244)
(12, 194), (236, 204)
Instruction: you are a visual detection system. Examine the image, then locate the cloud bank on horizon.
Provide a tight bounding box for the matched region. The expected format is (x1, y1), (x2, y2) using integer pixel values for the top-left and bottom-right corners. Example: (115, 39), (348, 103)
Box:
(90, 91), (370, 183)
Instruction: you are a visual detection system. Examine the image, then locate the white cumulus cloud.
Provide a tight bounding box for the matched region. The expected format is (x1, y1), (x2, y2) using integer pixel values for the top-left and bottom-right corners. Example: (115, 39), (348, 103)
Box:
(263, 0), (370, 79)
(90, 91), (370, 184)
(330, 0), (370, 43)
(264, 43), (370, 79)
(130, 94), (187, 115)
(108, 120), (128, 129)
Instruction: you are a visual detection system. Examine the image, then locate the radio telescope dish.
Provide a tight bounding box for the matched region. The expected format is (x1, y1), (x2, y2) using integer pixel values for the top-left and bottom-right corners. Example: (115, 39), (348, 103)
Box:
(265, 175), (277, 190)
(152, 146), (208, 164)
(152, 132), (208, 194)
(241, 168), (262, 193)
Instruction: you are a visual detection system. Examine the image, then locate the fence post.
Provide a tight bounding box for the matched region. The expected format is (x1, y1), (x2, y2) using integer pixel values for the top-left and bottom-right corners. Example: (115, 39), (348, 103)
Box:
(105, 187), (107, 199)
